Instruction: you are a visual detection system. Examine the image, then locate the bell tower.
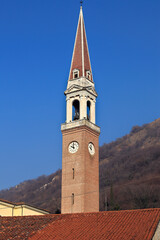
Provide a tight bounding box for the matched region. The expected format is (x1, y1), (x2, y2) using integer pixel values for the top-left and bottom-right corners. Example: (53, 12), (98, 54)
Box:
(61, 6), (100, 214)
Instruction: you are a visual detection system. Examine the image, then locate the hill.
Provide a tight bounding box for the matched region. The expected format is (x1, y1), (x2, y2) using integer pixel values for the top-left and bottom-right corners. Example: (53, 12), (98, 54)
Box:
(0, 119), (160, 213)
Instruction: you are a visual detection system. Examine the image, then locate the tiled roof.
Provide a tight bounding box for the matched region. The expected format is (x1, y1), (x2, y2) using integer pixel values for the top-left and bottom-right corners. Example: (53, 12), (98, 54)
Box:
(69, 7), (93, 81)
(0, 209), (160, 240)
(0, 215), (58, 240)
(0, 198), (15, 205)
(15, 202), (50, 213)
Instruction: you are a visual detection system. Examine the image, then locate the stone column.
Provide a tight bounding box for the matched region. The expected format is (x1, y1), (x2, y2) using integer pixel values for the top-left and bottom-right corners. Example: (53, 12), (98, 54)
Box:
(91, 100), (96, 124)
(66, 98), (72, 122)
(80, 95), (87, 120)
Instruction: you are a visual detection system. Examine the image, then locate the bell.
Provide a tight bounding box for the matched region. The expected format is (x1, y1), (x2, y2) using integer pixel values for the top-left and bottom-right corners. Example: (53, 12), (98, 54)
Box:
(74, 112), (79, 120)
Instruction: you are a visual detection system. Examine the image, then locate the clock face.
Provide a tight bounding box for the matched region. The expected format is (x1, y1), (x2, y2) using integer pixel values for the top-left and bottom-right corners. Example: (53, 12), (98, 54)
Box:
(68, 141), (79, 153)
(88, 142), (95, 155)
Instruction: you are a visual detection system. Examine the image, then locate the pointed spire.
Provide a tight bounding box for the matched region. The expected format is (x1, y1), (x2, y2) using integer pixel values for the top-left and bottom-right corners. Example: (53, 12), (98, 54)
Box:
(69, 7), (93, 81)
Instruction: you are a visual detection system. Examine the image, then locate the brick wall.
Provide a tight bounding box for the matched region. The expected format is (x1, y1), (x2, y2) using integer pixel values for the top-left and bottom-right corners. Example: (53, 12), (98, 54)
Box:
(61, 124), (99, 213)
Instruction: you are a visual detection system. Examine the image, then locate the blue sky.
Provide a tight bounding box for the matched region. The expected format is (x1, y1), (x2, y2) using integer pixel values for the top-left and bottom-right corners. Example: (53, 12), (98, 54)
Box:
(0, 0), (159, 190)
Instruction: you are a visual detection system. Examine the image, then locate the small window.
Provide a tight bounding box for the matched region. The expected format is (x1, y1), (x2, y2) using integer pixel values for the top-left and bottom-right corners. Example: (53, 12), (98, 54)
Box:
(72, 168), (75, 179)
(86, 70), (91, 80)
(73, 69), (79, 79)
(72, 193), (74, 205)
(74, 73), (78, 78)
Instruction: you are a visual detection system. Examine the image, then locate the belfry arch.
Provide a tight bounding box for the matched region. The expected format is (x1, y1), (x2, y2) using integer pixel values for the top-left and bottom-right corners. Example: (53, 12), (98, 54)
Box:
(72, 99), (80, 121)
(87, 101), (91, 121)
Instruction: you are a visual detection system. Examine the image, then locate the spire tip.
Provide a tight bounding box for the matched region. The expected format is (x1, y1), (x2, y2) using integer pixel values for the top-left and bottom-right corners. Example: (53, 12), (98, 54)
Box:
(80, 0), (83, 7)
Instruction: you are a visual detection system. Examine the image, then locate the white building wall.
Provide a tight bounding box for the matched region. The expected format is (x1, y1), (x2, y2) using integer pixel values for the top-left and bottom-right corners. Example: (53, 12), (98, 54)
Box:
(152, 222), (160, 240)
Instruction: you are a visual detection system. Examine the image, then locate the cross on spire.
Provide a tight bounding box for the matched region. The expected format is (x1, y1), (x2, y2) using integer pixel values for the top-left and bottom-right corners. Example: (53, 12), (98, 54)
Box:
(80, 0), (83, 7)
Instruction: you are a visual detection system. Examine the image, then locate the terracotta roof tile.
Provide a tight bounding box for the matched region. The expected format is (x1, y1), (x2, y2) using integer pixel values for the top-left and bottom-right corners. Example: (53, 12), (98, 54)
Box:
(0, 209), (160, 240)
(0, 215), (58, 240)
(31, 209), (160, 240)
(0, 198), (15, 205)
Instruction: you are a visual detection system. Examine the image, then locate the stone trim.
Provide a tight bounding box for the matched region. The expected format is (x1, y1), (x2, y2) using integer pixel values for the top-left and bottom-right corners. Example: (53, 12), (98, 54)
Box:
(61, 119), (100, 134)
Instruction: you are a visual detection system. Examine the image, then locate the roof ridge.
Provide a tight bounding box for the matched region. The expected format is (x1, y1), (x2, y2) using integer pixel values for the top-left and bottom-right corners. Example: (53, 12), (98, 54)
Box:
(53, 208), (160, 217)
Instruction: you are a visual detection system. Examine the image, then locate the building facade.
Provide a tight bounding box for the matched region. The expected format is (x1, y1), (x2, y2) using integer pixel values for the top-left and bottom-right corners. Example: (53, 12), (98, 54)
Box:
(0, 199), (49, 216)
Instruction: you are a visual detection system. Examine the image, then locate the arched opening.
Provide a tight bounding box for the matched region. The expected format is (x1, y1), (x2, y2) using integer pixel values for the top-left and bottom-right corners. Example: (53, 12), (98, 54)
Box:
(87, 101), (91, 121)
(72, 100), (80, 121)
(86, 70), (91, 80)
(73, 69), (79, 79)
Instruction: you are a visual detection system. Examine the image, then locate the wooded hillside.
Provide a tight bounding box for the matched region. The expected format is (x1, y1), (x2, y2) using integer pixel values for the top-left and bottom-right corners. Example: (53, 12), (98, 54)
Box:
(0, 119), (160, 213)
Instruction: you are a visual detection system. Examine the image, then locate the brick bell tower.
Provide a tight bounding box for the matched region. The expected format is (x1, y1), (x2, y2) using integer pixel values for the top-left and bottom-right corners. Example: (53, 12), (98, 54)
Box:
(61, 6), (100, 214)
